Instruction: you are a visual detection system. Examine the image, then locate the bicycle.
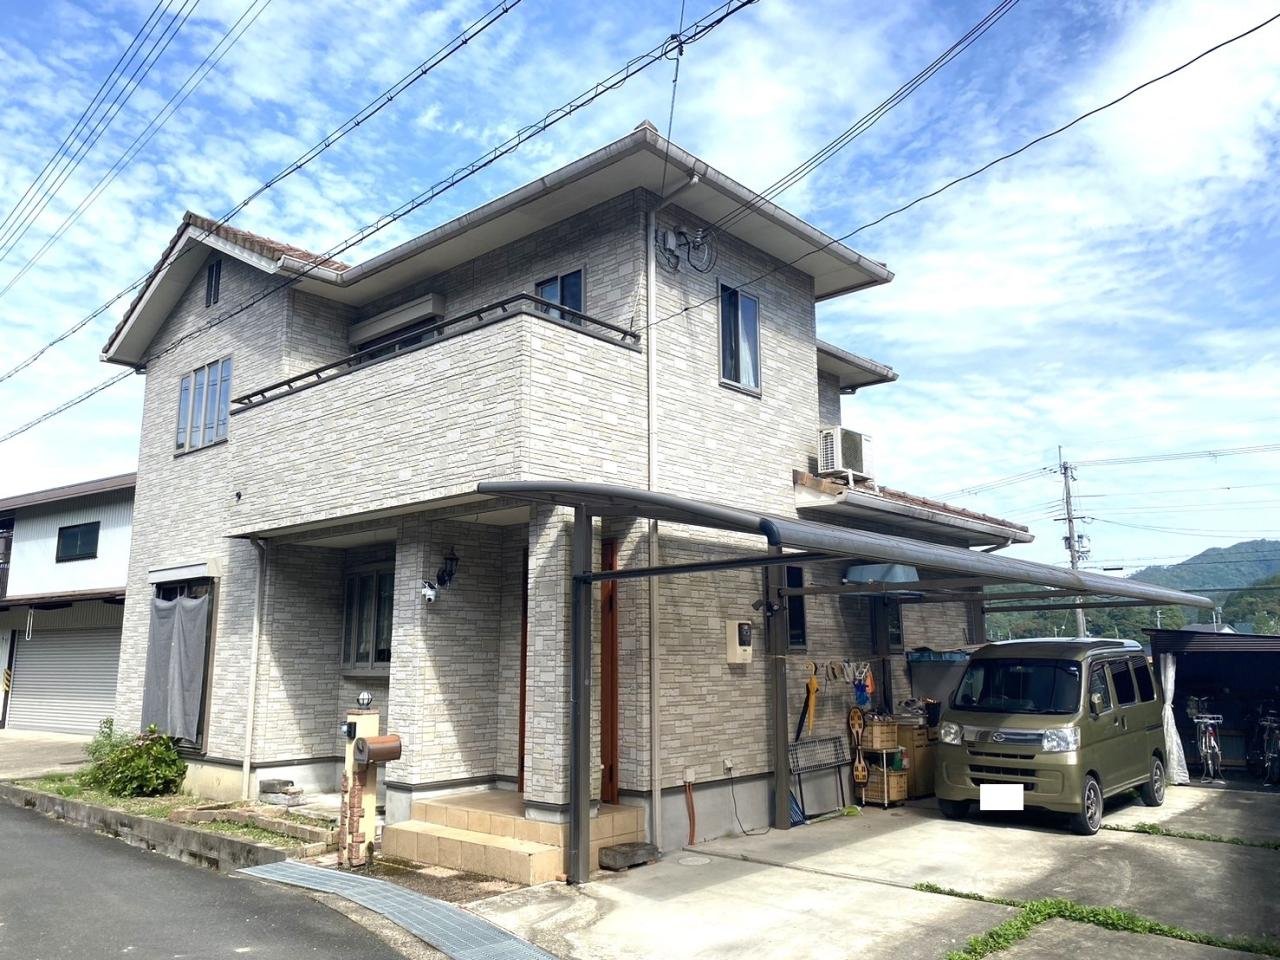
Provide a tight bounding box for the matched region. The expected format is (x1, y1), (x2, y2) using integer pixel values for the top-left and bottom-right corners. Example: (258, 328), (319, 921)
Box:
(1258, 714), (1280, 786)
(1191, 712), (1225, 783)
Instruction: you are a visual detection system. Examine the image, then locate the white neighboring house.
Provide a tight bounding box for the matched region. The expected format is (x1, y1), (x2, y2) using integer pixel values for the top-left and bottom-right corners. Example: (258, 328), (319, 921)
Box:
(0, 473), (134, 735)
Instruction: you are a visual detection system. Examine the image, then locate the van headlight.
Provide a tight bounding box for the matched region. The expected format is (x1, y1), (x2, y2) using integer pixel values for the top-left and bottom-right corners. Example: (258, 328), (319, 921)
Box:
(939, 720), (963, 745)
(1042, 727), (1080, 753)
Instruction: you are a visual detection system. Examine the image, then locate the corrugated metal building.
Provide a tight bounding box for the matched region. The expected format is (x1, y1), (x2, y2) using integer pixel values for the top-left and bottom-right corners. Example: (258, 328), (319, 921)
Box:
(0, 474), (134, 735)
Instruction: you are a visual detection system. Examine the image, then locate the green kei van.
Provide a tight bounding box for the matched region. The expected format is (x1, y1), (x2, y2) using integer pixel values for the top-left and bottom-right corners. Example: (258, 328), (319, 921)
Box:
(934, 638), (1167, 834)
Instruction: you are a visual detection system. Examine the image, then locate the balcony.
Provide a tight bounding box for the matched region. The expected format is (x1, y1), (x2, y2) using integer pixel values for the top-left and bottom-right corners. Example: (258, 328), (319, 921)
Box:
(223, 293), (648, 537)
(232, 292), (641, 412)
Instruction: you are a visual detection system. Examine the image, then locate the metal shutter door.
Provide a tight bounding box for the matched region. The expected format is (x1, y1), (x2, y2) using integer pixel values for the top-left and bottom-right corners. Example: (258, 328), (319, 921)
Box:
(7, 629), (121, 735)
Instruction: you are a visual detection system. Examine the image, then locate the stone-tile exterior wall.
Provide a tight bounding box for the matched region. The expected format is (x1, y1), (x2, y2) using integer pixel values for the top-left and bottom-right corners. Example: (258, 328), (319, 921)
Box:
(114, 249), (294, 760)
(385, 517), (507, 789)
(253, 544), (343, 761)
(284, 290), (357, 376)
(357, 191), (647, 331)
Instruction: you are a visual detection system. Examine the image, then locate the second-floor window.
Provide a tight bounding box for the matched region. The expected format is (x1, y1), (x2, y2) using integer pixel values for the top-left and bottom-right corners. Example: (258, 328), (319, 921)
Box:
(205, 260), (222, 307)
(176, 357), (233, 452)
(720, 284), (760, 391)
(56, 521), (99, 562)
(342, 567), (394, 671)
(536, 269), (583, 320)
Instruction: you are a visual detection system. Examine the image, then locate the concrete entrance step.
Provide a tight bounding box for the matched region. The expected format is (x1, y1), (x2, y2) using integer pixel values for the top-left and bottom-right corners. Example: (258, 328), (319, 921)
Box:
(410, 791), (644, 850)
(382, 820), (563, 885)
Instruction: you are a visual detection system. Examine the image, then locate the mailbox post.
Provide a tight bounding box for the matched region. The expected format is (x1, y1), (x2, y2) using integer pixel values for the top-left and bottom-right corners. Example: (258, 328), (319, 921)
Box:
(339, 707), (379, 867)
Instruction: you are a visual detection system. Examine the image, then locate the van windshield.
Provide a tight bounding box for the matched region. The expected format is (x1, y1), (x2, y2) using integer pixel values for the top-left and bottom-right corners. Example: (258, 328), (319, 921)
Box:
(953, 658), (1082, 715)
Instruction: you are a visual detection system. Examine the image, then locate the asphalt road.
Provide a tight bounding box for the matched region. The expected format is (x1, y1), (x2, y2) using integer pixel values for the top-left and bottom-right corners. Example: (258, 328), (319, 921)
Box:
(0, 803), (407, 960)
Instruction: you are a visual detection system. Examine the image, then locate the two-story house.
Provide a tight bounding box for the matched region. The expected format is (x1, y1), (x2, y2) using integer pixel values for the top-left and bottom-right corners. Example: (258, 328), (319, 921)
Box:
(0, 473), (134, 734)
(100, 122), (1202, 884)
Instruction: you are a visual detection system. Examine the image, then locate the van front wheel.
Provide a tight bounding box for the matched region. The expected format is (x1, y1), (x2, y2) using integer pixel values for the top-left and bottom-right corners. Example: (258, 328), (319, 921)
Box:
(1070, 775), (1103, 835)
(1140, 756), (1166, 807)
(938, 798), (970, 820)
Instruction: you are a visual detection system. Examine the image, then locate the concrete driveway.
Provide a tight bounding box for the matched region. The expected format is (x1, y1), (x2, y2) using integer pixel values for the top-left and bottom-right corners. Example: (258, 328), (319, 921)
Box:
(0, 729), (89, 779)
(472, 785), (1279, 960)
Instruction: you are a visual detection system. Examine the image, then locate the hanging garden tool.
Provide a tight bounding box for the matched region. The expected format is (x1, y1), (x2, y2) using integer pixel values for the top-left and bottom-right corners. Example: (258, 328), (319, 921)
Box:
(793, 661), (821, 741)
(805, 661), (821, 735)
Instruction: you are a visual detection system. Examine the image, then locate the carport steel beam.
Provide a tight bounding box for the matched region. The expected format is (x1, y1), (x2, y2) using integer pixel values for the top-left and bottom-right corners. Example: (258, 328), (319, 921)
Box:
(474, 480), (1213, 886)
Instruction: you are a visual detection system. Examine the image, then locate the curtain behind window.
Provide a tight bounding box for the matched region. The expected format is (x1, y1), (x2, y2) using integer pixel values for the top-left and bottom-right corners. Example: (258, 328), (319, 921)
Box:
(141, 594), (210, 742)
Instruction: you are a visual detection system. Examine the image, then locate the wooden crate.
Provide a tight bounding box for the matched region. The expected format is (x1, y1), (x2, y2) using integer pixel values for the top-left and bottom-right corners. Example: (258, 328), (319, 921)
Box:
(863, 721), (898, 750)
(898, 723), (929, 748)
(865, 769), (908, 804)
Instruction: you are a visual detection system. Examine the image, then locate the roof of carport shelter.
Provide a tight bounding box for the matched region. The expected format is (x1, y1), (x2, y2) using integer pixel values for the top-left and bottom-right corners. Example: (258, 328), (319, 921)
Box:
(475, 480), (1213, 610)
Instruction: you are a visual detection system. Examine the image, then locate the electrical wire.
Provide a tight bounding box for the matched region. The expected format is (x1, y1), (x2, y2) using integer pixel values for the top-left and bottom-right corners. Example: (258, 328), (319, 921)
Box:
(710, 0), (1023, 237)
(637, 8), (1280, 338)
(0, 0), (759, 447)
(0, 0), (169, 241)
(728, 771), (770, 836)
(936, 466), (1057, 500)
(656, 0), (688, 203)
(1074, 443), (1280, 467)
(1091, 518), (1280, 538)
(0, 0), (201, 264)
(0, 0), (274, 304)
(0, 0), (526, 386)
(0, 370), (134, 445)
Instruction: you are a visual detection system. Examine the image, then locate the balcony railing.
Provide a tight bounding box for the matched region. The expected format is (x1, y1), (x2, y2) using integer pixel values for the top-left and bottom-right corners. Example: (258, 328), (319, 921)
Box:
(231, 292), (642, 412)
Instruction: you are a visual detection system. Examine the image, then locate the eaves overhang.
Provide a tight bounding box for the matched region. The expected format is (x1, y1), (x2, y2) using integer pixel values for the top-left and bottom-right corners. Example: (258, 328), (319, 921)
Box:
(103, 123), (893, 367)
(794, 476), (1033, 548)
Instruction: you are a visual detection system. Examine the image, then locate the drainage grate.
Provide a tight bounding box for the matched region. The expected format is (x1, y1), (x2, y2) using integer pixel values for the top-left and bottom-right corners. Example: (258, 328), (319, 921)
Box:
(239, 860), (558, 960)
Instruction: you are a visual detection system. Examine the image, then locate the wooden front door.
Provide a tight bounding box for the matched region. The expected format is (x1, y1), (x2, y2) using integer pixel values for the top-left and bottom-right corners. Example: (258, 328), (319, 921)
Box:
(601, 539), (620, 804)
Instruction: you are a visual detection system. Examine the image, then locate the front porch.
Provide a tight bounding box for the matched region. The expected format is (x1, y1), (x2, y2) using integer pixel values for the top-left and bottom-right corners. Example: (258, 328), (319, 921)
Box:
(382, 789), (645, 885)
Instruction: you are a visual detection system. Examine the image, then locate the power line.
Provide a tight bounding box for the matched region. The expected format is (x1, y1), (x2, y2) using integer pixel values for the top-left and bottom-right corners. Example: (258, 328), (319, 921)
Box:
(1091, 518), (1280, 539)
(0, 0), (200, 264)
(1073, 481), (1280, 499)
(0, 0), (759, 446)
(711, 0), (1023, 236)
(638, 8), (1280, 338)
(656, 0), (688, 203)
(936, 466), (1056, 500)
(1074, 442), (1280, 467)
(0, 371), (134, 445)
(0, 0), (169, 241)
(0, 0), (526, 386)
(0, 0), (274, 304)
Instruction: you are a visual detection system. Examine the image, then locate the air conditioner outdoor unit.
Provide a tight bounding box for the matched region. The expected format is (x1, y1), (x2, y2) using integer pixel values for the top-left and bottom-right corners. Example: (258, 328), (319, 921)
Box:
(818, 426), (874, 482)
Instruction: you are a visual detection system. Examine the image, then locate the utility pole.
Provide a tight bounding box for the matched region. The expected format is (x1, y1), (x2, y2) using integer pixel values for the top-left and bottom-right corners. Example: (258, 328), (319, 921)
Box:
(1059, 447), (1088, 637)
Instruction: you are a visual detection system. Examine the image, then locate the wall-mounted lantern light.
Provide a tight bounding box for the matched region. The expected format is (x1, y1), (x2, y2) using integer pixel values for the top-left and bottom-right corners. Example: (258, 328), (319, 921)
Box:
(437, 548), (460, 589)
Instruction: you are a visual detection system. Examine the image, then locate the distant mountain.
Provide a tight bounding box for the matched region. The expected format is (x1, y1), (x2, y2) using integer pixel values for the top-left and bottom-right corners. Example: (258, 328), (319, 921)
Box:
(1130, 539), (1280, 592)
(1222, 572), (1280, 634)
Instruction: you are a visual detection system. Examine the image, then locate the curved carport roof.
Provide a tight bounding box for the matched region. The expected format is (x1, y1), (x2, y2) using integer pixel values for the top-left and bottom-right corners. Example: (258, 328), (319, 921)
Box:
(475, 480), (1212, 609)
(475, 479), (1211, 885)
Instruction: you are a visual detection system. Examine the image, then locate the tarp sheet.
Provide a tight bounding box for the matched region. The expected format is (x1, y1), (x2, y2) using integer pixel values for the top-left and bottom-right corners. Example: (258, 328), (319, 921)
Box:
(140, 594), (209, 742)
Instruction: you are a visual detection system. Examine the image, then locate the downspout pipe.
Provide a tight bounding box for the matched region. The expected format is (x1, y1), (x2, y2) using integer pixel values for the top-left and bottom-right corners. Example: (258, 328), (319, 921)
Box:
(645, 174), (697, 851)
(242, 538), (268, 800)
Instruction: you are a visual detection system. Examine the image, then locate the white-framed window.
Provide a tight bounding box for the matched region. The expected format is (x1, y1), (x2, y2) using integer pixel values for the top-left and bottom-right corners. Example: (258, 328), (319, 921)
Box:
(719, 283), (760, 391)
(535, 268), (584, 320)
(342, 567), (394, 671)
(176, 357), (232, 451)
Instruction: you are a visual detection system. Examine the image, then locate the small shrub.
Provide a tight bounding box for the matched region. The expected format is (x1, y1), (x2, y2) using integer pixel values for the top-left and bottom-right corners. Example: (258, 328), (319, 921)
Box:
(85, 717), (131, 765)
(82, 725), (186, 798)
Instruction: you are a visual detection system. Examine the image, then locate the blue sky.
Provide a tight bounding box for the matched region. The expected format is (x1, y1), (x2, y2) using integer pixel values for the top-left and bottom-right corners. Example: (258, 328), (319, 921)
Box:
(0, 0), (1277, 579)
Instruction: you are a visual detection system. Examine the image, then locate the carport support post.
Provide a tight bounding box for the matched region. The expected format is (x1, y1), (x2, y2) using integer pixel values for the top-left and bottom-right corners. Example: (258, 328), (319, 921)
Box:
(765, 550), (791, 830)
(568, 505), (593, 884)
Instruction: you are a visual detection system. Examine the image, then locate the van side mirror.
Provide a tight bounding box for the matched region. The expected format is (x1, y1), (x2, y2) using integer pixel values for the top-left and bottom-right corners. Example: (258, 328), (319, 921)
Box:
(1089, 692), (1103, 715)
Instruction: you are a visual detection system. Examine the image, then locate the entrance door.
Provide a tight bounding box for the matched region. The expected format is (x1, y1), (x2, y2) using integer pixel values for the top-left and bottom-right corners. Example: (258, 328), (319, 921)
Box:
(600, 539), (620, 804)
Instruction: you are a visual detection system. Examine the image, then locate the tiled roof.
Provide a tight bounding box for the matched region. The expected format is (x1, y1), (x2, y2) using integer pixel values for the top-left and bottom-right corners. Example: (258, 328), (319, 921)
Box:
(873, 484), (1030, 533)
(104, 212), (350, 358)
